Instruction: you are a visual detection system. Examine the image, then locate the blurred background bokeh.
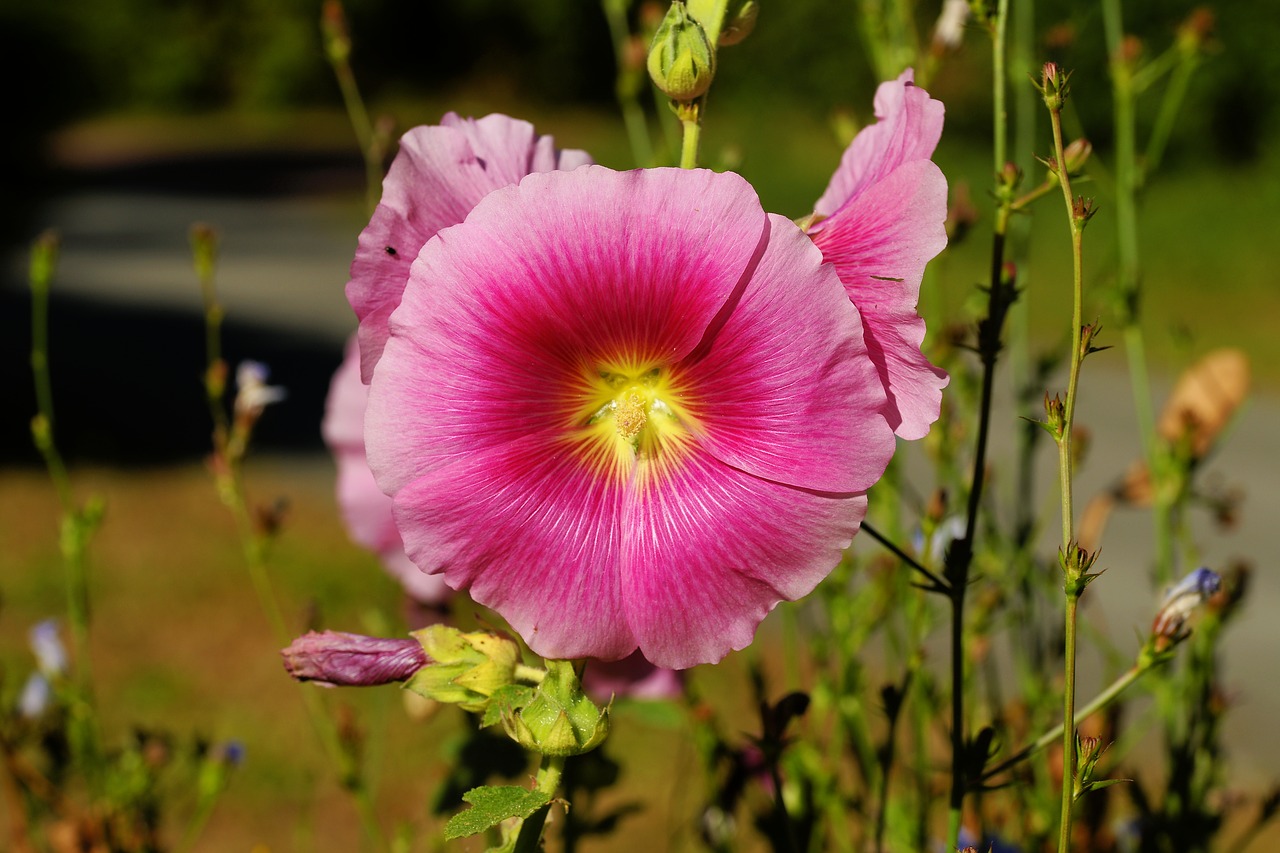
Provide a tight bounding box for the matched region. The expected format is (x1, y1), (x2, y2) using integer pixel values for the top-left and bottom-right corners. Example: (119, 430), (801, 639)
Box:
(2, 0), (1278, 848)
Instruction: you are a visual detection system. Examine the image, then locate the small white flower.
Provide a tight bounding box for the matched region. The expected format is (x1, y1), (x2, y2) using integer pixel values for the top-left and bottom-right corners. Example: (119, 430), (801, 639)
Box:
(29, 619), (67, 676)
(234, 360), (287, 417)
(18, 672), (52, 718)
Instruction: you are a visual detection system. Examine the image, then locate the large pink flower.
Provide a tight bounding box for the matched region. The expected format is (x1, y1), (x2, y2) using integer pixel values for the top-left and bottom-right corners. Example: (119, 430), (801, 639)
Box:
(805, 70), (949, 440)
(365, 166), (896, 669)
(323, 335), (452, 604)
(347, 113), (591, 382)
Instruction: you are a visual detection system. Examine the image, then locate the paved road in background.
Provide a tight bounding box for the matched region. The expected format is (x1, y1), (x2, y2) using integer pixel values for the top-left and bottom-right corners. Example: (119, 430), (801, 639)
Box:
(9, 189), (1278, 787)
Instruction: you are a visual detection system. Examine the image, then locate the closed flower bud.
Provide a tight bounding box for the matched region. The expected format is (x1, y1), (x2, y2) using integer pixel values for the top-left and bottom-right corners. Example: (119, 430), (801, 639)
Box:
(1063, 138), (1093, 174)
(282, 630), (428, 687)
(647, 1), (715, 101)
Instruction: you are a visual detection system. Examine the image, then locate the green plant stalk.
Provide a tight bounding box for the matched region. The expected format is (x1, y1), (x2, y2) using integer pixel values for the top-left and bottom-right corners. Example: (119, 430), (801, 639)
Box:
(328, 46), (381, 216)
(982, 660), (1146, 777)
(943, 4), (1014, 844)
(602, 0), (656, 167)
(679, 110), (703, 169)
(29, 235), (102, 790)
(1145, 49), (1198, 177)
(196, 253), (389, 853)
(512, 755), (566, 853)
(1047, 98), (1087, 853)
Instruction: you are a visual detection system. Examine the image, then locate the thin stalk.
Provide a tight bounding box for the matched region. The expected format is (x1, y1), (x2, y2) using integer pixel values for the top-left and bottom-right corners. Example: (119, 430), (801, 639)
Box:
(513, 755), (566, 853)
(602, 0), (655, 167)
(193, 238), (388, 853)
(983, 662), (1145, 781)
(1047, 89), (1088, 853)
(322, 0), (383, 215)
(679, 111), (702, 169)
(860, 521), (947, 592)
(28, 234), (101, 790)
(943, 4), (1014, 844)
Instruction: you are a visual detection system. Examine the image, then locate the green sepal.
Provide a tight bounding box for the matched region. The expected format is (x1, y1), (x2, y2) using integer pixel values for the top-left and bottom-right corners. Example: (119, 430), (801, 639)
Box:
(503, 660), (610, 757)
(482, 684), (537, 729)
(404, 626), (519, 713)
(443, 785), (552, 841)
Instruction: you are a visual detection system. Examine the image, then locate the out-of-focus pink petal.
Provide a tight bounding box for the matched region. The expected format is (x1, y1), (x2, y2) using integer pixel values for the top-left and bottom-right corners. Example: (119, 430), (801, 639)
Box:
(810, 160), (949, 439)
(583, 651), (684, 701)
(621, 447), (867, 669)
(366, 166), (770, 496)
(324, 336), (453, 605)
(347, 114), (590, 382)
(678, 215), (894, 493)
(391, 433), (636, 662)
(811, 70), (944, 220)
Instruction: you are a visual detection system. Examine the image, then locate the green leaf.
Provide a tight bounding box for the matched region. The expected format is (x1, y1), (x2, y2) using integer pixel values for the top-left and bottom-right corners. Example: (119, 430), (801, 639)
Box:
(482, 684), (537, 728)
(444, 785), (552, 840)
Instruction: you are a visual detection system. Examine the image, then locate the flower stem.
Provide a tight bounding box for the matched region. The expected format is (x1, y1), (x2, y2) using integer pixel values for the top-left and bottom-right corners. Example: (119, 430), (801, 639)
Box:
(512, 755), (566, 853)
(982, 662), (1148, 781)
(28, 232), (102, 790)
(1048, 85), (1088, 853)
(193, 235), (389, 853)
(679, 109), (702, 169)
(943, 4), (1015, 845)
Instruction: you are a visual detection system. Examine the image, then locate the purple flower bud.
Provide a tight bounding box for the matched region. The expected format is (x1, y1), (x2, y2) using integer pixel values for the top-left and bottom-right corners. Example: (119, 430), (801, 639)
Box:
(281, 631), (428, 687)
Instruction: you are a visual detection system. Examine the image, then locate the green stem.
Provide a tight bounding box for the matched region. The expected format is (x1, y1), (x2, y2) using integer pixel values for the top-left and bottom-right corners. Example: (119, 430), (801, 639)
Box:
(602, 0), (655, 167)
(679, 110), (702, 169)
(982, 663), (1147, 781)
(513, 755), (566, 853)
(943, 5), (1014, 844)
(1048, 95), (1087, 853)
(28, 234), (99, 780)
(195, 244), (388, 853)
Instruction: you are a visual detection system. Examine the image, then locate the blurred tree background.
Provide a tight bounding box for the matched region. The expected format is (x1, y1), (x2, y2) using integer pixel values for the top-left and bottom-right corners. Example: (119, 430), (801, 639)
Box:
(3, 0), (1276, 162)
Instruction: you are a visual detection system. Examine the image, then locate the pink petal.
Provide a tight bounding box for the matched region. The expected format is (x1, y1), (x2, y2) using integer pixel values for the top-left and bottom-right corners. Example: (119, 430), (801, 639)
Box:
(810, 160), (949, 439)
(620, 446), (867, 669)
(366, 166), (770, 496)
(366, 166), (886, 667)
(391, 433), (636, 661)
(811, 69), (944, 220)
(347, 114), (590, 383)
(677, 214), (894, 493)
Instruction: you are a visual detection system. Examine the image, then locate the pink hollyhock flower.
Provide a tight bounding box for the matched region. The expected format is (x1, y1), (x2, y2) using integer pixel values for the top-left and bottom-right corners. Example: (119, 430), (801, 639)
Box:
(347, 113), (591, 382)
(323, 335), (452, 604)
(804, 70), (950, 440)
(365, 165), (896, 669)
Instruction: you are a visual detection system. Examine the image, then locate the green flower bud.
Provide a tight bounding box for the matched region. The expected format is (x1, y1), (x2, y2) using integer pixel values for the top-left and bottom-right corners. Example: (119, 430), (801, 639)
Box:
(647, 2), (715, 102)
(503, 660), (609, 757)
(404, 625), (519, 713)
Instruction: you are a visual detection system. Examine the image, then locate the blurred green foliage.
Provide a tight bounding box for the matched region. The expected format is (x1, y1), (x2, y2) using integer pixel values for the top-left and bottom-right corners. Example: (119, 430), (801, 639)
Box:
(1, 0), (1273, 164)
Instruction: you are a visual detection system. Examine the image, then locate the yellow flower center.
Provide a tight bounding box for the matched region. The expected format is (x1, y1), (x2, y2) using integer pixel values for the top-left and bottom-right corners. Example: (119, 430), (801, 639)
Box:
(568, 359), (698, 480)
